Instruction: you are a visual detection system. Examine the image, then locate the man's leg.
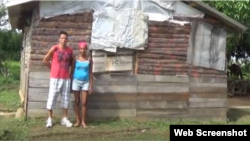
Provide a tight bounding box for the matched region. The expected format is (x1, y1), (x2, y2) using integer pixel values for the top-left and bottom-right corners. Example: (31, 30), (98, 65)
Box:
(46, 78), (60, 128)
(60, 78), (73, 127)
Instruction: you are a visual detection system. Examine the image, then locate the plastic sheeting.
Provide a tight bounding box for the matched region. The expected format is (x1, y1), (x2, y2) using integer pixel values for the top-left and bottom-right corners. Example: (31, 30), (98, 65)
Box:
(187, 21), (227, 71)
(39, 1), (86, 18)
(39, 1), (204, 21)
(89, 7), (148, 52)
(174, 1), (204, 18)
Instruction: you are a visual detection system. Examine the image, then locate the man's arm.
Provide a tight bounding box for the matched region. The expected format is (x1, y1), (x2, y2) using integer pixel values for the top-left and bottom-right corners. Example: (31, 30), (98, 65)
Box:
(43, 47), (54, 69)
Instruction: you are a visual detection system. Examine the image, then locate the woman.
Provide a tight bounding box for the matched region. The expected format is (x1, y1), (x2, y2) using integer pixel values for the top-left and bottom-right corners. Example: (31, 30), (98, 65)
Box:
(71, 42), (93, 128)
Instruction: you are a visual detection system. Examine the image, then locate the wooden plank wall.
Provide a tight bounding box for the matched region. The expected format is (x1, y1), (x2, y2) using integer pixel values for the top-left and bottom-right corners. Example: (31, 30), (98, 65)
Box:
(88, 74), (137, 120)
(29, 11), (93, 72)
(136, 75), (190, 121)
(27, 11), (93, 117)
(28, 72), (75, 117)
(136, 20), (228, 121)
(27, 72), (137, 118)
(137, 21), (191, 76)
(189, 66), (227, 120)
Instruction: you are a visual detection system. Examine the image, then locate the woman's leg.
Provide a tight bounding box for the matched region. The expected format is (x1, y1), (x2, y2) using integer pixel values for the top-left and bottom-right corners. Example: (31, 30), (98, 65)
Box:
(81, 91), (88, 128)
(73, 91), (81, 127)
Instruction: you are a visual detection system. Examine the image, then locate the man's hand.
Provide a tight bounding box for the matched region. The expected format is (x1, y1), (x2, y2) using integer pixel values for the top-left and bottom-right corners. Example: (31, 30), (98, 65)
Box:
(43, 46), (54, 69)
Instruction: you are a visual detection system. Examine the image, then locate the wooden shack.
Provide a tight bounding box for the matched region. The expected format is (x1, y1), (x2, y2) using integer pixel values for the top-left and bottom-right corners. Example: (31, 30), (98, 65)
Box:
(7, 1), (247, 121)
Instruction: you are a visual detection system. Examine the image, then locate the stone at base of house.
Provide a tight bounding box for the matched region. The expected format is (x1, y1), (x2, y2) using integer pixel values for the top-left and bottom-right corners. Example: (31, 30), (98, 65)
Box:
(15, 108), (24, 119)
(19, 89), (24, 106)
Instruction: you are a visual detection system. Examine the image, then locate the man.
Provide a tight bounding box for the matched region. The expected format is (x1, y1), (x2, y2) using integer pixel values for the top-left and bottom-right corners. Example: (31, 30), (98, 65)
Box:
(43, 31), (73, 128)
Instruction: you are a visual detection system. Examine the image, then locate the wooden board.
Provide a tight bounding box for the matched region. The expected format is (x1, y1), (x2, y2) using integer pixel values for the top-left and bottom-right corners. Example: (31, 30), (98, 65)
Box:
(107, 54), (133, 71)
(190, 93), (227, 98)
(137, 74), (189, 82)
(28, 90), (75, 102)
(137, 93), (189, 101)
(135, 114), (226, 122)
(29, 72), (50, 79)
(190, 87), (227, 93)
(137, 86), (189, 93)
(88, 94), (136, 102)
(27, 109), (76, 118)
(28, 101), (136, 109)
(29, 72), (138, 83)
(136, 109), (188, 117)
(29, 88), (137, 101)
(136, 101), (188, 109)
(189, 98), (226, 102)
(190, 77), (227, 83)
(137, 82), (189, 93)
(29, 74), (138, 93)
(92, 51), (107, 72)
(93, 86), (137, 93)
(188, 108), (227, 116)
(87, 102), (136, 109)
(27, 109), (136, 118)
(87, 109), (136, 118)
(93, 74), (137, 85)
(29, 66), (50, 72)
(28, 102), (74, 109)
(189, 99), (227, 108)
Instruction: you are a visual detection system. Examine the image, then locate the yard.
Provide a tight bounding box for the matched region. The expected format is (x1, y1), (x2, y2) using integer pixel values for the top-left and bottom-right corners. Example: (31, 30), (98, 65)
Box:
(1, 62), (250, 140)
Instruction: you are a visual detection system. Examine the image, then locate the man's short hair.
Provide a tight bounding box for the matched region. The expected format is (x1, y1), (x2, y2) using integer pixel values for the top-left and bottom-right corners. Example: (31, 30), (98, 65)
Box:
(59, 31), (68, 37)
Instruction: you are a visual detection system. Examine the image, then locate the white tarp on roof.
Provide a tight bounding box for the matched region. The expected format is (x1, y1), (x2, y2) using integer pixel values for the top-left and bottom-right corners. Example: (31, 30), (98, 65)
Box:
(40, 0), (92, 18)
(39, 0), (204, 52)
(39, 1), (204, 21)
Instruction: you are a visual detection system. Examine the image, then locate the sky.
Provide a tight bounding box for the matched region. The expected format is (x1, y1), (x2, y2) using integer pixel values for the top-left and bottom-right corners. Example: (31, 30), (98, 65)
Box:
(0, 0), (11, 30)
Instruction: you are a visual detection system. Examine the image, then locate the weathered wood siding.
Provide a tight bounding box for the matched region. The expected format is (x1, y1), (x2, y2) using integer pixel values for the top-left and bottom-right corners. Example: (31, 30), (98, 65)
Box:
(27, 12), (93, 117)
(29, 12), (93, 72)
(88, 74), (137, 120)
(189, 67), (227, 120)
(137, 21), (191, 76)
(21, 8), (39, 112)
(136, 75), (189, 121)
(135, 20), (227, 121)
(28, 72), (138, 118)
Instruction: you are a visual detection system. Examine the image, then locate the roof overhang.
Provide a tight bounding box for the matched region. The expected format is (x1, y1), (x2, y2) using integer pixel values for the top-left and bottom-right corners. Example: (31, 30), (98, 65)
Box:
(6, 0), (39, 30)
(6, 0), (248, 32)
(187, 1), (248, 33)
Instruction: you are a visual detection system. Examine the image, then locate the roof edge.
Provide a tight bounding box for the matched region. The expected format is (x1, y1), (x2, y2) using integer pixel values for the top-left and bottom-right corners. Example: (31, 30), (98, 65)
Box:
(192, 1), (248, 32)
(6, 0), (33, 8)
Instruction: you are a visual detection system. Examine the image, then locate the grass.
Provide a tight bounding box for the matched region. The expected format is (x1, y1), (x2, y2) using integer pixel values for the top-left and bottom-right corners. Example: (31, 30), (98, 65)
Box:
(1, 61), (250, 140)
(1, 111), (250, 140)
(0, 61), (20, 111)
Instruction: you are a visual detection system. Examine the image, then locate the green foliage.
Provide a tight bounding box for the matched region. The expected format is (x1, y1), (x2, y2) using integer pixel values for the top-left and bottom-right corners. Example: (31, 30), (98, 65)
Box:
(204, 1), (250, 60)
(0, 61), (20, 110)
(0, 30), (22, 76)
(0, 31), (22, 61)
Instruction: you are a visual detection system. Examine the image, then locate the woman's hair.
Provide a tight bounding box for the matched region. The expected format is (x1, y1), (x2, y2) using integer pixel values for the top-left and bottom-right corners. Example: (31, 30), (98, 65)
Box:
(78, 42), (87, 48)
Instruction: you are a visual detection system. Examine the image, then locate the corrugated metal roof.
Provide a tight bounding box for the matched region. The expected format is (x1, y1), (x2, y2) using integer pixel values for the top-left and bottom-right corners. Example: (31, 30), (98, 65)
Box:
(6, 0), (248, 32)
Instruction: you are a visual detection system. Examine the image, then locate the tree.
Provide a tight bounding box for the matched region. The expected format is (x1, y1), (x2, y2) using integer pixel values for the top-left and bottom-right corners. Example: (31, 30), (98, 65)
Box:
(204, 1), (250, 62)
(0, 0), (22, 76)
